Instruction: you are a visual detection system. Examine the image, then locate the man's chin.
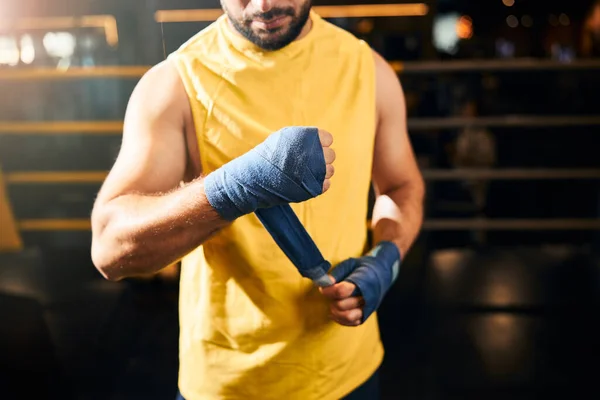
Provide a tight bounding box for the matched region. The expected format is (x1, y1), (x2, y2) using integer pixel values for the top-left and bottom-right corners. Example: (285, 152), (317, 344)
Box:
(250, 33), (294, 50)
(254, 27), (287, 39)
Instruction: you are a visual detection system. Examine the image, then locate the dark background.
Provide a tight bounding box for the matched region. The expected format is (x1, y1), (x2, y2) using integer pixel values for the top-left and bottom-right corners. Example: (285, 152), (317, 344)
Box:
(1, 0), (599, 399)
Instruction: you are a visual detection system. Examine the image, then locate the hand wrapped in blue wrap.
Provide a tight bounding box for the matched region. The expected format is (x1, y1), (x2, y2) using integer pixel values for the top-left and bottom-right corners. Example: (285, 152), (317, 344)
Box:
(321, 241), (401, 325)
(204, 126), (334, 221)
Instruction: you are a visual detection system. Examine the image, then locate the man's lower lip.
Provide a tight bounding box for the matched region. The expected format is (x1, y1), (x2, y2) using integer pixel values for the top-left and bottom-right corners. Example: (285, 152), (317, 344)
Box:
(254, 16), (288, 30)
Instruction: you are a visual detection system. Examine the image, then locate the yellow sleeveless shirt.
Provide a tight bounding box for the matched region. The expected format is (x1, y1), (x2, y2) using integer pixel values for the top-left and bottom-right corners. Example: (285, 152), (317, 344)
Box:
(170, 11), (382, 400)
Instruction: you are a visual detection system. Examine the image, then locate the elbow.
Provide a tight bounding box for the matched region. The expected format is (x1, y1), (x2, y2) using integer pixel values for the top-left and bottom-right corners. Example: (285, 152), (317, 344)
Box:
(407, 167), (426, 203)
(90, 214), (115, 281)
(91, 219), (132, 282)
(91, 227), (153, 282)
(385, 173), (426, 201)
(416, 172), (426, 201)
(91, 239), (127, 282)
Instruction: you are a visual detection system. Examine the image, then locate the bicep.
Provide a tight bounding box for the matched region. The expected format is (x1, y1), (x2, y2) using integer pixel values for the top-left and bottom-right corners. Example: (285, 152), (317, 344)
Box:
(371, 52), (423, 196)
(95, 61), (188, 205)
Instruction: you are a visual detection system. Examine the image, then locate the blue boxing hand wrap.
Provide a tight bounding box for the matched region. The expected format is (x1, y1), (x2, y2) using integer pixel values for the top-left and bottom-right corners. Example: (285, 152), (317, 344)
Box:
(255, 205), (332, 286)
(331, 241), (401, 323)
(204, 127), (326, 221)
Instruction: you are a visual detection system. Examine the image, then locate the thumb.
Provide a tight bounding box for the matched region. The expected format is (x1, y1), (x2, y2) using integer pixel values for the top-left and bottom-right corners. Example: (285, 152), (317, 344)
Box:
(330, 258), (359, 283)
(318, 275), (336, 296)
(319, 279), (356, 300)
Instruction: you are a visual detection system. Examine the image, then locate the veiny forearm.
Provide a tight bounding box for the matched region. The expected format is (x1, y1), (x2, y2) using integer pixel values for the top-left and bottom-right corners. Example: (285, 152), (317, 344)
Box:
(371, 181), (425, 257)
(91, 179), (229, 281)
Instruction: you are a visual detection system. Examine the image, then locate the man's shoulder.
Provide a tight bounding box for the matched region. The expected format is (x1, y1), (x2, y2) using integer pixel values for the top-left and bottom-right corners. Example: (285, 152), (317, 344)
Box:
(371, 50), (397, 78)
(140, 59), (182, 89)
(132, 59), (190, 118)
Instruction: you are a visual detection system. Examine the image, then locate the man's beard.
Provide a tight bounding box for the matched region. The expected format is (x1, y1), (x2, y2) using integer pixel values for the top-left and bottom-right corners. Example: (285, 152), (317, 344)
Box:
(224, 1), (312, 51)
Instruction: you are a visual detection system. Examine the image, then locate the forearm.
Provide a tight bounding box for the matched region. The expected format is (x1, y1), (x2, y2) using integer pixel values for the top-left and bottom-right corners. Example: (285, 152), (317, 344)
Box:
(326, 181), (424, 326)
(371, 181), (425, 257)
(91, 179), (228, 281)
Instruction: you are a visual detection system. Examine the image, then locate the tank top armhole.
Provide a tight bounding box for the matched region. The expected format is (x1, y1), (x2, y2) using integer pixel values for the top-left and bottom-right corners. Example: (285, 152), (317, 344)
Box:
(168, 52), (211, 174)
(359, 40), (379, 163)
(366, 41), (378, 138)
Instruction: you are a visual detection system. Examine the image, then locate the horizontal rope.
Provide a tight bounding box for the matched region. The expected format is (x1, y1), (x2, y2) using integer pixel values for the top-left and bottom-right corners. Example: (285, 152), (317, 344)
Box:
(17, 218), (600, 231)
(401, 58), (600, 73)
(3, 58), (600, 80)
(155, 4), (429, 23)
(0, 66), (150, 80)
(422, 169), (600, 180)
(0, 15), (119, 46)
(0, 64), (402, 80)
(408, 115), (600, 130)
(0, 121), (123, 134)
(6, 172), (107, 183)
(6, 169), (600, 184)
(422, 219), (600, 231)
(3, 115), (600, 135)
(19, 219), (91, 231)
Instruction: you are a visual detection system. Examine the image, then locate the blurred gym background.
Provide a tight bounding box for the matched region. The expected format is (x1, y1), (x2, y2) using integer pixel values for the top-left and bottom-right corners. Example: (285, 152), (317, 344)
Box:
(1, 0), (599, 399)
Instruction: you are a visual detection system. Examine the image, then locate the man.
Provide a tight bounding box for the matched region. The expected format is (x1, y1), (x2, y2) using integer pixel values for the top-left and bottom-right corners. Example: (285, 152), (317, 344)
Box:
(90, 0), (424, 399)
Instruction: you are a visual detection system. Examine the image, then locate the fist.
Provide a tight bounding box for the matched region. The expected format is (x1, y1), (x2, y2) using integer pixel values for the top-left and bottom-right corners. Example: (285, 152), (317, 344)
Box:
(204, 126), (335, 221)
(319, 276), (364, 327)
(318, 129), (336, 193)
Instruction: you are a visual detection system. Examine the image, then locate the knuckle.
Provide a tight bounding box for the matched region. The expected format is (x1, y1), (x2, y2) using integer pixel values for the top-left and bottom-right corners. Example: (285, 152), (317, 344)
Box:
(340, 284), (355, 298)
(338, 300), (352, 311)
(318, 129), (333, 146)
(329, 149), (336, 161)
(347, 314), (361, 326)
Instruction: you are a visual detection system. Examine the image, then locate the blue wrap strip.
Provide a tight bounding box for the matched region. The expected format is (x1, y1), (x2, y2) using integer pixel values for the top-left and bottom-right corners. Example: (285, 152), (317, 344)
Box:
(204, 127), (326, 221)
(330, 241), (401, 323)
(255, 205), (332, 286)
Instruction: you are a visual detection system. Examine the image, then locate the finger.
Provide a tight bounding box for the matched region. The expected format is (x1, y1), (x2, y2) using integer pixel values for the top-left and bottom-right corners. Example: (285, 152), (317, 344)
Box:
(318, 129), (333, 147)
(325, 164), (335, 179)
(319, 281), (356, 300)
(330, 308), (363, 327)
(323, 147), (336, 165)
(322, 179), (331, 193)
(332, 296), (365, 312)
